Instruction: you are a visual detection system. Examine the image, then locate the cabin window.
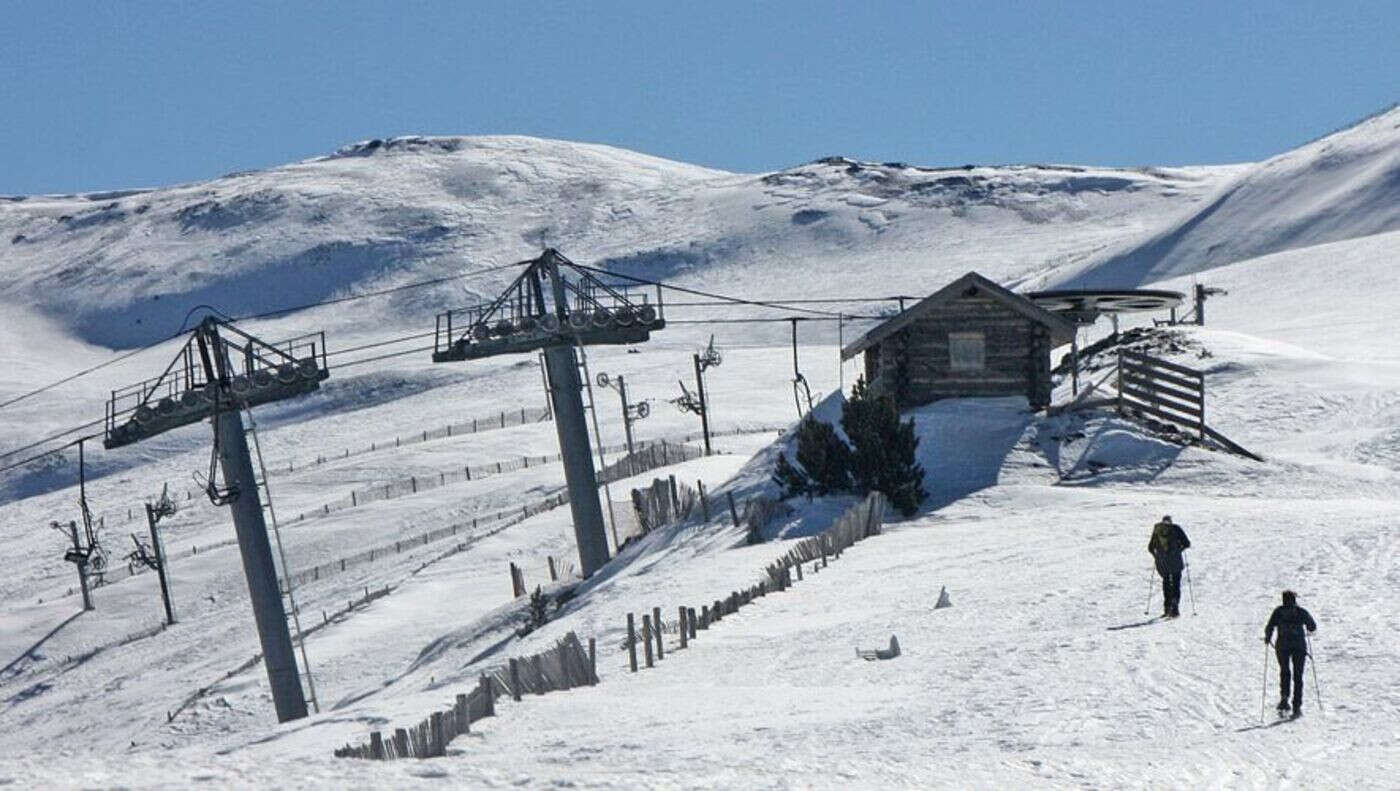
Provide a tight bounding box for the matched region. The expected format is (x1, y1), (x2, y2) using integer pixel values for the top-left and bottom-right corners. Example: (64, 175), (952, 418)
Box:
(949, 331), (986, 371)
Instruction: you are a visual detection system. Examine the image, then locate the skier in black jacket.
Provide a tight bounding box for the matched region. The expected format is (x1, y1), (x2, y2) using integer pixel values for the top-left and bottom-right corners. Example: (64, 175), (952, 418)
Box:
(1265, 589), (1317, 718)
(1147, 516), (1190, 617)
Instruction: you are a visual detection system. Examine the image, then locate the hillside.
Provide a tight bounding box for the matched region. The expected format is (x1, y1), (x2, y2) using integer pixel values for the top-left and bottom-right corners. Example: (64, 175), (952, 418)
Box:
(0, 136), (1231, 352)
(1059, 105), (1400, 288)
(2, 112), (1399, 788)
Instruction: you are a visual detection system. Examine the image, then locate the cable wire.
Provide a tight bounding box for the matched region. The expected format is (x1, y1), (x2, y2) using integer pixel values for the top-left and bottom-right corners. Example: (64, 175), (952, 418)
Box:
(0, 260), (530, 416)
(570, 261), (878, 319)
(229, 260), (532, 322)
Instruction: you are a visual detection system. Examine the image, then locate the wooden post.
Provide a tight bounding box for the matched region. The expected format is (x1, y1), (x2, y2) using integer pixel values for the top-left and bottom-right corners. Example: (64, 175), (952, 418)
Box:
(393, 728), (409, 759)
(509, 658), (522, 701)
(642, 614), (654, 668)
(430, 712), (445, 756)
(627, 613), (638, 672)
(455, 693), (470, 734)
(678, 606), (688, 649)
(1116, 349), (1125, 415)
(727, 492), (740, 527)
(479, 674), (495, 717)
(687, 607), (697, 640)
(370, 731), (385, 760)
(697, 480), (710, 521)
(652, 606), (664, 660)
(588, 637), (598, 684)
(1197, 371), (1207, 440)
(548, 555), (558, 581)
(1070, 333), (1080, 395)
(796, 561), (803, 581)
(700, 604), (710, 629)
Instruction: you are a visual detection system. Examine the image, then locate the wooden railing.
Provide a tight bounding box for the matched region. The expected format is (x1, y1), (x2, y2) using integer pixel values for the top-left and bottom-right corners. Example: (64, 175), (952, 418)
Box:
(1116, 350), (1261, 461)
(1117, 349), (1206, 438)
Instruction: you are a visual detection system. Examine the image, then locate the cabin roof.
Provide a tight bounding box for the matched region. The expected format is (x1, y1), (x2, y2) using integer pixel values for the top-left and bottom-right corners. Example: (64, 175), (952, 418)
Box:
(841, 271), (1077, 360)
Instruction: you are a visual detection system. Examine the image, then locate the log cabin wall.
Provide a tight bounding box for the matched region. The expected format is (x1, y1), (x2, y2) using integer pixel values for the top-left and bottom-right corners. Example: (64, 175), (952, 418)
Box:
(865, 293), (1053, 409)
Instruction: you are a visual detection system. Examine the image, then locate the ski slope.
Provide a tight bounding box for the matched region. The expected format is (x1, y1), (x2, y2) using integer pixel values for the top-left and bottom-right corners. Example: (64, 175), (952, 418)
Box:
(1060, 105), (1400, 288)
(2, 109), (1399, 788)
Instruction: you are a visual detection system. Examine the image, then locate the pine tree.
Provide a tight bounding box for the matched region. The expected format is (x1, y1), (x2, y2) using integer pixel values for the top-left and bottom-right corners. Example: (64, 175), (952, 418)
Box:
(772, 416), (853, 499)
(772, 452), (810, 499)
(842, 377), (927, 516)
(794, 416), (853, 496)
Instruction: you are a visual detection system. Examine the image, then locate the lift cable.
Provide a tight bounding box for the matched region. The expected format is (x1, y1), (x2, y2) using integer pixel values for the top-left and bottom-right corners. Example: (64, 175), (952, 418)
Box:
(567, 262), (883, 320)
(0, 260), (531, 416)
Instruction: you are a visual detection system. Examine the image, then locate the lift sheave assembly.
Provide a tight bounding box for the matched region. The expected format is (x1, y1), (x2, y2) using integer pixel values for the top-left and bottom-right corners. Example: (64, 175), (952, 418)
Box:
(100, 316), (328, 724)
(432, 249), (666, 579)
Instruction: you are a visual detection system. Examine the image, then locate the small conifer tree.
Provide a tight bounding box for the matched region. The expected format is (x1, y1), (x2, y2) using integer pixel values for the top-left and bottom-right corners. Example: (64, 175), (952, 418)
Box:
(841, 377), (927, 516)
(772, 416), (852, 499)
(518, 586), (551, 636)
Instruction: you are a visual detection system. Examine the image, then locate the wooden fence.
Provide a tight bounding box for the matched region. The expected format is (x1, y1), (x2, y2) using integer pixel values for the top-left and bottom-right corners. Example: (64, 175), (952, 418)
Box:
(334, 631), (598, 760)
(621, 492), (888, 673)
(1116, 350), (1261, 461)
(69, 434), (731, 600)
(91, 405), (554, 529)
(1116, 349), (1206, 438)
(280, 441), (708, 592)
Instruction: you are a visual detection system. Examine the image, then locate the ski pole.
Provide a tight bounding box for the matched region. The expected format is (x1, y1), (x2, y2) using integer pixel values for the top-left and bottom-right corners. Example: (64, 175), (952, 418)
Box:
(1305, 632), (1324, 713)
(1184, 555), (1197, 615)
(1144, 566), (1155, 615)
(1260, 640), (1269, 724)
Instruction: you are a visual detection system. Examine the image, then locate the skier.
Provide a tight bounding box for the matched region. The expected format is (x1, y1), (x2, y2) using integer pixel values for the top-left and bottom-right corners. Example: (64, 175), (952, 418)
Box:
(1264, 590), (1317, 718)
(1147, 515), (1190, 618)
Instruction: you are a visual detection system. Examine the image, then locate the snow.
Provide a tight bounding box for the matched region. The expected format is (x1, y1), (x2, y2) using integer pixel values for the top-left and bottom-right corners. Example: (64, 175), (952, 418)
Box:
(1060, 105), (1400, 288)
(2, 110), (1400, 787)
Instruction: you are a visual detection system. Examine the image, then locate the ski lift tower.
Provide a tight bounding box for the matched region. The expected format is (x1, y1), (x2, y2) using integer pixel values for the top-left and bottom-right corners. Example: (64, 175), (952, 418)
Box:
(432, 249), (665, 577)
(102, 316), (329, 723)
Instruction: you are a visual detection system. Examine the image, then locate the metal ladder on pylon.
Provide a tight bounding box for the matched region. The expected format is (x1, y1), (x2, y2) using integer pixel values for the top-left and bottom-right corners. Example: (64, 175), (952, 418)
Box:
(242, 403), (320, 714)
(571, 338), (620, 552)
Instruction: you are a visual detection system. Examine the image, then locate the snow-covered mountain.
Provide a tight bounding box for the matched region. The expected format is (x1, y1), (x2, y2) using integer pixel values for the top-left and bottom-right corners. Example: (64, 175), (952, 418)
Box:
(1061, 104), (1400, 288)
(1, 135), (1232, 350)
(2, 109), (1399, 788)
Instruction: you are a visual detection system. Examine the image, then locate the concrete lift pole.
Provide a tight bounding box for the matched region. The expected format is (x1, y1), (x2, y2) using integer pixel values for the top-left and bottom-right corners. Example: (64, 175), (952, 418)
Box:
(542, 344), (611, 577)
(540, 256), (611, 578)
(201, 321), (308, 723)
(616, 374), (635, 457)
(214, 404), (307, 723)
(143, 502), (176, 625)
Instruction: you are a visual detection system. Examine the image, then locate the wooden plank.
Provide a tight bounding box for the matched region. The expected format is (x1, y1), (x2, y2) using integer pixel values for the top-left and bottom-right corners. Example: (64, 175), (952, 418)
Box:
(1122, 397), (1202, 431)
(1123, 350), (1204, 379)
(1121, 361), (1203, 393)
(1204, 425), (1264, 462)
(1120, 369), (1204, 405)
(1119, 381), (1203, 417)
(1120, 384), (1202, 421)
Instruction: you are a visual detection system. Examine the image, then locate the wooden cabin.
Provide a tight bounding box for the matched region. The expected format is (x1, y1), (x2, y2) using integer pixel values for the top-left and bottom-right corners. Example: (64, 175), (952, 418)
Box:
(841, 272), (1076, 410)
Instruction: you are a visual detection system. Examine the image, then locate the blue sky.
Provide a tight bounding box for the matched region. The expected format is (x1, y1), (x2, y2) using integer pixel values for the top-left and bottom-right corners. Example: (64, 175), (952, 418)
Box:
(1, 1), (1396, 194)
